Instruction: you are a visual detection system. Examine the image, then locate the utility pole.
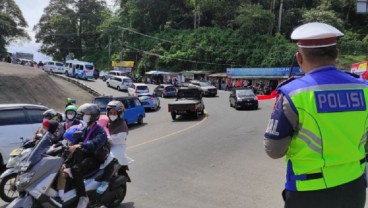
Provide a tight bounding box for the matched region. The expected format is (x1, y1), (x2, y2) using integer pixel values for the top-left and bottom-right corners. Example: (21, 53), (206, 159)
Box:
(108, 35), (111, 70)
(193, 0), (201, 29)
(277, 0), (284, 33)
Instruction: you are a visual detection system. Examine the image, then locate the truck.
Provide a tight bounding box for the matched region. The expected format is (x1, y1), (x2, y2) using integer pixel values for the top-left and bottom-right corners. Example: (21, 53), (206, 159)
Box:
(168, 87), (205, 120)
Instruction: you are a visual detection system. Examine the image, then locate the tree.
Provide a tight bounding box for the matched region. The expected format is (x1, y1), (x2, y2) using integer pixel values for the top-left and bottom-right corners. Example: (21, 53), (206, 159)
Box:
(0, 0), (30, 54)
(234, 3), (275, 36)
(34, 0), (109, 61)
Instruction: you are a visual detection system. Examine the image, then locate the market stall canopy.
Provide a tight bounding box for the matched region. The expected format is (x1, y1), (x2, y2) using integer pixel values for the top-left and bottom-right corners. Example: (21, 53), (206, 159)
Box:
(209, 73), (227, 78)
(145, 70), (173, 75)
(226, 67), (303, 79)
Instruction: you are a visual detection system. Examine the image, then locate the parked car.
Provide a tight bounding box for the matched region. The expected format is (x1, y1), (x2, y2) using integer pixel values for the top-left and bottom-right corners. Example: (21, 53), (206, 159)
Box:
(101, 70), (129, 81)
(43, 61), (65, 74)
(0, 104), (48, 172)
(168, 87), (205, 120)
(137, 93), (160, 111)
(92, 96), (145, 125)
(189, 80), (217, 97)
(153, 84), (177, 98)
(229, 88), (259, 110)
(106, 76), (133, 91)
(128, 83), (149, 96)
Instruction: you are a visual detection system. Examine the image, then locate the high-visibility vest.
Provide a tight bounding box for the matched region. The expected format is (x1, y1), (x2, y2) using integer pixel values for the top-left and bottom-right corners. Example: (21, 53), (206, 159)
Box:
(279, 67), (368, 191)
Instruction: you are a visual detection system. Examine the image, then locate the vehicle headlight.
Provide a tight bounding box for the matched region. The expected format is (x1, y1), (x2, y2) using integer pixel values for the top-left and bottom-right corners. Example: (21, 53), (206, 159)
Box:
(6, 157), (17, 168)
(17, 171), (35, 186)
(16, 161), (31, 172)
(237, 98), (242, 101)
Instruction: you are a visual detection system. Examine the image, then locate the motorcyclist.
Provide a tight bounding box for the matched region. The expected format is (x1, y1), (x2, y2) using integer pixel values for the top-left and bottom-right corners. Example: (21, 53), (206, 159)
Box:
(64, 105), (82, 130)
(67, 103), (108, 208)
(33, 109), (64, 144)
(96, 100), (133, 194)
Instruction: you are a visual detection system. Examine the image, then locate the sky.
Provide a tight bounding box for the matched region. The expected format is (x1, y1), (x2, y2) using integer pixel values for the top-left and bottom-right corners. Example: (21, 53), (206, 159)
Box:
(7, 0), (115, 62)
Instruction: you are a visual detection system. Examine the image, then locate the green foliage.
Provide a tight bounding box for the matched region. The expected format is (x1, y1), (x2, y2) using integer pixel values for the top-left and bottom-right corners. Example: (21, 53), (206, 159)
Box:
(0, 0), (30, 53)
(302, 8), (344, 30)
(235, 4), (275, 36)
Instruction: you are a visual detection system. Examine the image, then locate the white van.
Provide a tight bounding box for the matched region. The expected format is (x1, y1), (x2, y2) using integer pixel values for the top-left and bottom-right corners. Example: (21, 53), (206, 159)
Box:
(43, 61), (64, 74)
(106, 76), (133, 91)
(64, 59), (95, 80)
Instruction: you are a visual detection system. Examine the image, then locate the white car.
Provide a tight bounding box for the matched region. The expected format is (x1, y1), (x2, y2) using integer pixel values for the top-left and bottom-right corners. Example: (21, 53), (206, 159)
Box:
(0, 104), (48, 170)
(128, 83), (149, 96)
(106, 76), (133, 91)
(43, 61), (65, 74)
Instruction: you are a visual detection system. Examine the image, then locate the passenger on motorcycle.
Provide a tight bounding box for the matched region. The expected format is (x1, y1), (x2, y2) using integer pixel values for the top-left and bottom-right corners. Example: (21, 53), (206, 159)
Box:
(96, 100), (133, 194)
(64, 105), (82, 130)
(67, 103), (109, 208)
(34, 109), (64, 142)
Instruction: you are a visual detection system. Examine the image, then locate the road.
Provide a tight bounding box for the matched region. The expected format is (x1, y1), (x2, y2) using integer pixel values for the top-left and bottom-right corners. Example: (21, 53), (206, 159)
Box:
(0, 76), (287, 208)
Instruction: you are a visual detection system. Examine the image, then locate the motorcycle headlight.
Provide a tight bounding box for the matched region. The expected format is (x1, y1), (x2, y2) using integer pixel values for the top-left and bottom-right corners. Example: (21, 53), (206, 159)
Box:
(6, 157), (17, 168)
(17, 171), (35, 186)
(16, 161), (31, 172)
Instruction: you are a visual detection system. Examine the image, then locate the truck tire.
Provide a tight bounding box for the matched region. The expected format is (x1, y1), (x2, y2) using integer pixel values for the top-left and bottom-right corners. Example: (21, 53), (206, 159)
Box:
(171, 112), (176, 120)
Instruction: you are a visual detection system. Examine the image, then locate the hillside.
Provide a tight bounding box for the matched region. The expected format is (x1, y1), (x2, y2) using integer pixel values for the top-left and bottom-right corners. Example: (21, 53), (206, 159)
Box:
(0, 62), (93, 112)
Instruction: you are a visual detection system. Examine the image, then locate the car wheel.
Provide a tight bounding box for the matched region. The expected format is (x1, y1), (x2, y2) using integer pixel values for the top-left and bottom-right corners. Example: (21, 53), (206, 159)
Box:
(254, 104), (258, 110)
(171, 112), (176, 120)
(107, 82), (110, 87)
(117, 86), (121, 91)
(230, 101), (233, 107)
(138, 115), (143, 124)
(235, 102), (240, 110)
(65, 71), (68, 76)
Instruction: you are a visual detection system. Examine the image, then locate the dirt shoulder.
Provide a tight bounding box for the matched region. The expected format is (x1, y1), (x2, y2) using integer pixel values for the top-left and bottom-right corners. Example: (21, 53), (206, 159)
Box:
(0, 62), (93, 112)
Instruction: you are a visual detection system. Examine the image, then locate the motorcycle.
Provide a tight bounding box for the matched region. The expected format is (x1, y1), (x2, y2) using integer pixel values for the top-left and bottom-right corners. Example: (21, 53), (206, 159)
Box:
(7, 131), (130, 208)
(0, 138), (35, 202)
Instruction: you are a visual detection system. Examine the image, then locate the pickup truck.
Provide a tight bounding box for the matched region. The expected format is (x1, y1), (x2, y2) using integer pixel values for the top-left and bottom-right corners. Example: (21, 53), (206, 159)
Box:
(168, 87), (205, 120)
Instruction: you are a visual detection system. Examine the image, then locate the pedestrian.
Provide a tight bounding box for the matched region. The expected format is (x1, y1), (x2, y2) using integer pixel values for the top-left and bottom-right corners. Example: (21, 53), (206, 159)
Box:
(264, 22), (368, 208)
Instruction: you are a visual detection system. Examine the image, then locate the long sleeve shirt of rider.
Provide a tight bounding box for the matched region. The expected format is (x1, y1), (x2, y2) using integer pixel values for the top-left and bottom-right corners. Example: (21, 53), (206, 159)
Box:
(264, 93), (299, 159)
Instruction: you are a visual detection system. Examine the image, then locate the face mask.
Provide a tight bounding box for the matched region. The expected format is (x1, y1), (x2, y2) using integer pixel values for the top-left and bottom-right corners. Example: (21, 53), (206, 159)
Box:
(67, 114), (75, 120)
(109, 115), (118, 121)
(83, 115), (91, 123)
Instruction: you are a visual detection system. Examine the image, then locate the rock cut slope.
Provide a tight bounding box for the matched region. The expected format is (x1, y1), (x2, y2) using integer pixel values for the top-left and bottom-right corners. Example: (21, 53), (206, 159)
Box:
(0, 62), (93, 112)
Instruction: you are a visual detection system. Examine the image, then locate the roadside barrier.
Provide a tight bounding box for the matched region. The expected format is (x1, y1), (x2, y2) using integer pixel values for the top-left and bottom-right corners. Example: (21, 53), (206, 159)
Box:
(50, 73), (102, 97)
(257, 90), (277, 100)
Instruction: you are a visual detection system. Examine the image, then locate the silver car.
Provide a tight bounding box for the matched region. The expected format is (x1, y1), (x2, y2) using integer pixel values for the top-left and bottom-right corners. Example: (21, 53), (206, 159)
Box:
(0, 104), (48, 171)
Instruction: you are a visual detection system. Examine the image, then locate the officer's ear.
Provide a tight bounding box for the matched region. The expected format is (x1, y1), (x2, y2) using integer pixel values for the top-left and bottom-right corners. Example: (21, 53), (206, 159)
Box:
(296, 51), (303, 66)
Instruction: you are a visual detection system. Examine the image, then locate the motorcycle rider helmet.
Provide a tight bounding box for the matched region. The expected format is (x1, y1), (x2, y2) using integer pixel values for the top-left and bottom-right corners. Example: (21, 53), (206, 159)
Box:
(43, 109), (60, 121)
(106, 100), (125, 121)
(65, 105), (78, 121)
(77, 103), (100, 124)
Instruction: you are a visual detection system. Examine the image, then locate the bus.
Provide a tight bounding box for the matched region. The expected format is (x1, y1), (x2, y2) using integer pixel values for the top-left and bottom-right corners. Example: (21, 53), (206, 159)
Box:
(64, 59), (95, 80)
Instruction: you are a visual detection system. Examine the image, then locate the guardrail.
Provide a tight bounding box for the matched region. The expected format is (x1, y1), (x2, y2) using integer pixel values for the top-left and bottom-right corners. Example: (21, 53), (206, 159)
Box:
(50, 73), (102, 97)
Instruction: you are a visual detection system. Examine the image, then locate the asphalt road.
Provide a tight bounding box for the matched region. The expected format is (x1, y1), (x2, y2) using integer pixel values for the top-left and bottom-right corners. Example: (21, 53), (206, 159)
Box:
(0, 76), (287, 208)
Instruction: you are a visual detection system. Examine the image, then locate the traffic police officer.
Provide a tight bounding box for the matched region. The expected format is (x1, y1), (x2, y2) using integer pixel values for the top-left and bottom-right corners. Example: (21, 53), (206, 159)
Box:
(264, 22), (368, 208)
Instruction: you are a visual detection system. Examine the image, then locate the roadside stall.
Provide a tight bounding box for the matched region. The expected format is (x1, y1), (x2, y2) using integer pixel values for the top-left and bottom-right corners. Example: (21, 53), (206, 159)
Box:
(145, 70), (176, 84)
(226, 67), (303, 94)
(208, 72), (227, 90)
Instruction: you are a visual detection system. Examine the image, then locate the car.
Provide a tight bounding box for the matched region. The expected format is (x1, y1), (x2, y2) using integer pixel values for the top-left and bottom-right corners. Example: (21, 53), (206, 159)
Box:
(189, 80), (217, 97)
(106, 76), (133, 91)
(92, 96), (145, 125)
(229, 88), (259, 110)
(101, 70), (129, 82)
(137, 93), (160, 111)
(153, 84), (177, 98)
(128, 83), (149, 96)
(168, 87), (205, 120)
(0, 104), (48, 172)
(43, 61), (65, 74)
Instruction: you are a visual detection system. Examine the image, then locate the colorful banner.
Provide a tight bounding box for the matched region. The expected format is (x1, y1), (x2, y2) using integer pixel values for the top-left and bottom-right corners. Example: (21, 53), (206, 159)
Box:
(112, 61), (134, 67)
(351, 61), (368, 80)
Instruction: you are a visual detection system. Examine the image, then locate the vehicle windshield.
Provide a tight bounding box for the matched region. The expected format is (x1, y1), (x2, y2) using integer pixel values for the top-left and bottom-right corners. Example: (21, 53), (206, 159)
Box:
(236, 89), (254, 97)
(25, 132), (54, 167)
(165, 86), (176, 91)
(85, 65), (94, 70)
(138, 95), (151, 100)
(137, 86), (148, 90)
(56, 63), (63, 66)
(93, 97), (113, 110)
(199, 82), (213, 87)
(177, 90), (200, 99)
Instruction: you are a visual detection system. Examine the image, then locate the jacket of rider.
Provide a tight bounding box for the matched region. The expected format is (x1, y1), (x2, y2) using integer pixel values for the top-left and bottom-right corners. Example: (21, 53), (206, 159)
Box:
(80, 124), (108, 154)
